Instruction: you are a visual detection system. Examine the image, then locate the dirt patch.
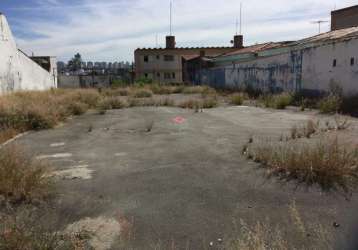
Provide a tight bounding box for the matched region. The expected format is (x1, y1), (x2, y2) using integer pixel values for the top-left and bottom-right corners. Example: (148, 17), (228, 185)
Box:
(64, 216), (121, 250)
(50, 165), (94, 180)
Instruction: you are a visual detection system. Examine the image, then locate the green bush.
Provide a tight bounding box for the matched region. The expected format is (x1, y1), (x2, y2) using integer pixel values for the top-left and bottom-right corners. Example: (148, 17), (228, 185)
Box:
(318, 95), (341, 114)
(135, 77), (152, 85)
(230, 93), (245, 105)
(261, 93), (293, 109)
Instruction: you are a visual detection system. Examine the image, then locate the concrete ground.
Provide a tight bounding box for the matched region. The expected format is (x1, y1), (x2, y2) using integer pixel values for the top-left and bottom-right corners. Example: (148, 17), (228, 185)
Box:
(15, 105), (358, 249)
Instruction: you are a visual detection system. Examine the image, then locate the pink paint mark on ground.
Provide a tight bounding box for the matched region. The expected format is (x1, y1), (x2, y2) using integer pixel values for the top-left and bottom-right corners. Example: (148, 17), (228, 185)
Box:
(173, 116), (186, 124)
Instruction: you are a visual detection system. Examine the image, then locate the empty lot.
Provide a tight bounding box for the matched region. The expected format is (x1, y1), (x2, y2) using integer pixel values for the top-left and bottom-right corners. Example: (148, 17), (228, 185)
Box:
(14, 105), (358, 249)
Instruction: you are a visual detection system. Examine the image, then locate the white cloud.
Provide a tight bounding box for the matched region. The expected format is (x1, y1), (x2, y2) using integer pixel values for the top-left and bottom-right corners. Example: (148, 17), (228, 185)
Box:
(12, 0), (358, 62)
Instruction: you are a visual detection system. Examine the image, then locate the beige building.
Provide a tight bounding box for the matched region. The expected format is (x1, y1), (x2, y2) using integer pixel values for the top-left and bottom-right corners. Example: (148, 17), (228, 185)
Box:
(134, 35), (242, 83)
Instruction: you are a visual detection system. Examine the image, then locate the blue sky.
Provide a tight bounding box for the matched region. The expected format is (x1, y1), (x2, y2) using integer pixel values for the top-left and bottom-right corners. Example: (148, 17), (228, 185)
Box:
(1, 0), (357, 62)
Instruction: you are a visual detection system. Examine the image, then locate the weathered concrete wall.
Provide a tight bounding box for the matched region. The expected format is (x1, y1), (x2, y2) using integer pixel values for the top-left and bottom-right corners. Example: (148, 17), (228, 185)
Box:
(192, 37), (357, 96)
(0, 14), (56, 94)
(301, 38), (358, 96)
(222, 51), (302, 92)
(58, 75), (124, 89)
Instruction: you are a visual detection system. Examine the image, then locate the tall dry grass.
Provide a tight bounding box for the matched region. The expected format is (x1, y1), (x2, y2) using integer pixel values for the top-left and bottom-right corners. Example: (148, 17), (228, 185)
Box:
(225, 202), (332, 250)
(244, 138), (358, 192)
(0, 145), (52, 203)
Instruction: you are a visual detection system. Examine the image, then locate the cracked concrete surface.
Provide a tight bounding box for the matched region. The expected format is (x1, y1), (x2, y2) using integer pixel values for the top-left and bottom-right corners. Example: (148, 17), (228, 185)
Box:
(16, 106), (358, 249)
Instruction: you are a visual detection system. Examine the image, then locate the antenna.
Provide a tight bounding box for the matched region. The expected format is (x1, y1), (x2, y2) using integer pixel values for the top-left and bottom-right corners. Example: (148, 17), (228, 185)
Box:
(311, 20), (329, 34)
(235, 17), (238, 35)
(240, 2), (242, 35)
(170, 0), (173, 35)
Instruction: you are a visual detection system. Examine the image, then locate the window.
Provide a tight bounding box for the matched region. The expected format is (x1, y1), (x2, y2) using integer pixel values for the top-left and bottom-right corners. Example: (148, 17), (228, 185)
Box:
(156, 55), (160, 60)
(164, 73), (175, 79)
(351, 57), (355, 66)
(164, 73), (171, 79)
(333, 59), (337, 67)
(157, 72), (160, 77)
(164, 55), (174, 61)
(144, 56), (149, 63)
(144, 73), (148, 78)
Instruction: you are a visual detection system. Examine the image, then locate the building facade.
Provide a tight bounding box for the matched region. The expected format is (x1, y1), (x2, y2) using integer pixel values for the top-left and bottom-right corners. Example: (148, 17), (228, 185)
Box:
(187, 27), (358, 96)
(134, 35), (242, 83)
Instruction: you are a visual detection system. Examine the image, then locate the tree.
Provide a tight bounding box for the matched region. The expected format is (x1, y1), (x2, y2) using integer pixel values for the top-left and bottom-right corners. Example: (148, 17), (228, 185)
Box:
(68, 53), (82, 72)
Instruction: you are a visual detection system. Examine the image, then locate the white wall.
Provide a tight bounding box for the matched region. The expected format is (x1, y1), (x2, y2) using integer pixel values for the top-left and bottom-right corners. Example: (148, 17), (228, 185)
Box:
(301, 38), (358, 96)
(0, 14), (56, 94)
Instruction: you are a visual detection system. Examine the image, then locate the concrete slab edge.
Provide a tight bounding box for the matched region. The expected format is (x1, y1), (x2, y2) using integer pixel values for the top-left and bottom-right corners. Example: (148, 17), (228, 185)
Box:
(0, 132), (29, 149)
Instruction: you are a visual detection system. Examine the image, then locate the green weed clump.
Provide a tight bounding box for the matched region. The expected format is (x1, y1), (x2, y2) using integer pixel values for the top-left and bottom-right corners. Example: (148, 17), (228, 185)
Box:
(318, 95), (342, 114)
(230, 93), (246, 106)
(261, 93), (293, 109)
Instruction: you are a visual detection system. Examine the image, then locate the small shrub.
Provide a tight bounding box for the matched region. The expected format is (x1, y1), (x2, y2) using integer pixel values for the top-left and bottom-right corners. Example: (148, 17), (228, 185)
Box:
(244, 138), (358, 192)
(0, 145), (52, 203)
(75, 89), (101, 108)
(97, 97), (126, 110)
(157, 98), (175, 107)
(104, 88), (131, 97)
(230, 93), (246, 105)
(202, 98), (218, 109)
(132, 89), (153, 98)
(178, 99), (201, 110)
(318, 95), (341, 114)
(135, 77), (152, 85)
(150, 85), (172, 95)
(201, 87), (217, 98)
(260, 93), (293, 109)
(67, 101), (89, 116)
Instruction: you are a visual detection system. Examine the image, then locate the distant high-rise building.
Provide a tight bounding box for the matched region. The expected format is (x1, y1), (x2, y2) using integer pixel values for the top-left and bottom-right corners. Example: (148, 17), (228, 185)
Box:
(94, 62), (101, 69)
(87, 61), (93, 69)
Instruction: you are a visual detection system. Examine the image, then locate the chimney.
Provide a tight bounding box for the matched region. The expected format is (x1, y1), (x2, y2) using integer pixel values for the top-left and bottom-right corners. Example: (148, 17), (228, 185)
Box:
(166, 36), (175, 49)
(233, 35), (243, 49)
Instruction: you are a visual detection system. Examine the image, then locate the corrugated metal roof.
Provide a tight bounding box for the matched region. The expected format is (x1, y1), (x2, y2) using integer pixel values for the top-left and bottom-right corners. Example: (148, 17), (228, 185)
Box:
(220, 42), (292, 56)
(296, 26), (358, 45)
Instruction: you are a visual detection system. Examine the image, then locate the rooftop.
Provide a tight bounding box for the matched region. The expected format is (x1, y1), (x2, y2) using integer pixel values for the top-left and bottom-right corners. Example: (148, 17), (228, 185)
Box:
(331, 5), (358, 14)
(135, 46), (234, 51)
(296, 26), (358, 45)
